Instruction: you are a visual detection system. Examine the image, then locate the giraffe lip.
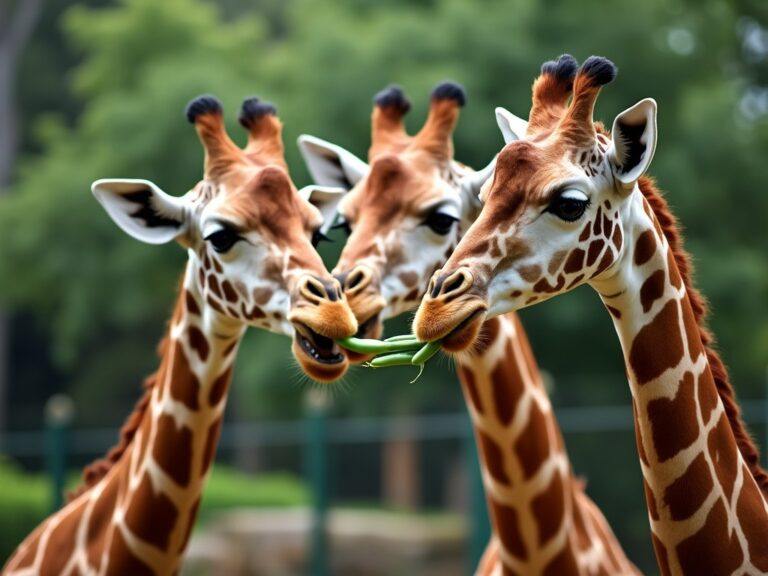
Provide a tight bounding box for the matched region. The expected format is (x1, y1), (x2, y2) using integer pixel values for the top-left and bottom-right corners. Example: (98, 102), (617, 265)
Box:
(294, 323), (345, 365)
(445, 307), (486, 339)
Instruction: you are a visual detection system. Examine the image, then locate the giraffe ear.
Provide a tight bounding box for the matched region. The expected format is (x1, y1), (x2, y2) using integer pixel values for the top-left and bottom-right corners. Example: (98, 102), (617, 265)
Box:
(299, 185), (348, 234)
(92, 179), (188, 244)
(608, 98), (658, 190)
(297, 134), (369, 190)
(459, 155), (496, 215)
(495, 107), (528, 144)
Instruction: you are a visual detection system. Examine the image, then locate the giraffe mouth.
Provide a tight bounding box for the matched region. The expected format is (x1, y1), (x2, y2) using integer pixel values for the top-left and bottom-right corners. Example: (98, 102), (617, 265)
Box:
(342, 313), (382, 364)
(294, 323), (345, 365)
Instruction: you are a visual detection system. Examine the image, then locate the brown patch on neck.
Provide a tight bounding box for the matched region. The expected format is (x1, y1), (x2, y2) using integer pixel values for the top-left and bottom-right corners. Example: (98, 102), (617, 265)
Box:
(639, 177), (768, 496)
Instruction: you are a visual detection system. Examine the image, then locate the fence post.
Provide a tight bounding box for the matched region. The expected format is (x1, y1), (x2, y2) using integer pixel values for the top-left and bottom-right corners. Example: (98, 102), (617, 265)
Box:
(305, 389), (330, 576)
(44, 394), (74, 512)
(465, 417), (490, 574)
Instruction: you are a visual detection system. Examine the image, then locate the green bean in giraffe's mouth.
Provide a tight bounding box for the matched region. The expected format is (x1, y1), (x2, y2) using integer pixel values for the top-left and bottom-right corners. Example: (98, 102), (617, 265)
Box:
(335, 336), (443, 381)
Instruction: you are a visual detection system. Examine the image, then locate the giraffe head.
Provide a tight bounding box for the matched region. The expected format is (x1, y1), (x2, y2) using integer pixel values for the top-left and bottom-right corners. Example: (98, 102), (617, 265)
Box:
(92, 95), (357, 381)
(414, 55), (658, 350)
(298, 83), (487, 360)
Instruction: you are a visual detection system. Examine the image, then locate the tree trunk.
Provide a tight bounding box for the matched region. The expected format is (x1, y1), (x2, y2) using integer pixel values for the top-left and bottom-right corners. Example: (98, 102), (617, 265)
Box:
(0, 0), (44, 431)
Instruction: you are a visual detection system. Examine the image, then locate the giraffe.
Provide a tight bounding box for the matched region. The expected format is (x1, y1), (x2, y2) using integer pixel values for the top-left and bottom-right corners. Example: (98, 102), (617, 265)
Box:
(298, 78), (639, 575)
(413, 55), (768, 575)
(3, 94), (357, 575)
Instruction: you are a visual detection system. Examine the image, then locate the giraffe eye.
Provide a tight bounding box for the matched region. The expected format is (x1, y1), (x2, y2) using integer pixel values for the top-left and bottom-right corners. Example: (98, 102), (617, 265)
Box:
(205, 227), (240, 253)
(424, 211), (458, 235)
(547, 189), (590, 222)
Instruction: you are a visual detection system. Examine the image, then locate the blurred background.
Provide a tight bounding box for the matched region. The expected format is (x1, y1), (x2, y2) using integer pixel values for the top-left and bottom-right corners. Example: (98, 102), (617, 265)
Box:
(0, 0), (766, 574)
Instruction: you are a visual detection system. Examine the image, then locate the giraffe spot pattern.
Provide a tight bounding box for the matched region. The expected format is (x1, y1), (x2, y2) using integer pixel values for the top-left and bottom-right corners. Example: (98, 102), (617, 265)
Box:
(514, 400), (550, 480)
(542, 546), (579, 576)
(178, 498), (202, 554)
(639, 269), (665, 313)
(86, 469), (120, 570)
(651, 533), (672, 576)
(398, 271), (419, 287)
(241, 302), (266, 320)
(208, 366), (232, 407)
(153, 414), (193, 486)
(533, 274), (565, 294)
(208, 275), (222, 298)
(594, 248), (615, 276)
(593, 207), (603, 235)
(697, 368), (719, 425)
(707, 413), (739, 502)
(531, 472), (566, 546)
(458, 366), (484, 415)
(39, 498), (86, 575)
(663, 452), (713, 520)
(605, 304), (621, 319)
(490, 341), (526, 426)
(735, 464), (768, 570)
(681, 295), (704, 360)
(105, 528), (154, 576)
(629, 300), (684, 384)
(646, 371), (699, 462)
(185, 291), (201, 316)
(489, 499), (528, 561)
(667, 249), (682, 289)
(252, 287), (272, 305)
(676, 499), (743, 575)
(187, 326), (210, 362)
(643, 478), (658, 520)
(207, 296), (225, 314)
(633, 399), (650, 467)
(586, 239), (604, 267)
(611, 224), (623, 251)
(212, 256), (223, 274)
(169, 341), (200, 410)
(565, 273), (585, 289)
(634, 230), (656, 266)
(578, 222), (591, 242)
(563, 248), (585, 274)
(202, 417), (223, 475)
(518, 264), (542, 283)
(477, 430), (510, 485)
(547, 250), (568, 275)
(221, 280), (238, 303)
(123, 473), (178, 550)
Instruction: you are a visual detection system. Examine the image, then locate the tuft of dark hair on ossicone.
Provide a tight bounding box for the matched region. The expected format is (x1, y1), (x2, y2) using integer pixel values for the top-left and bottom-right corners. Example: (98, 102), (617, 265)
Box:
(431, 81), (467, 107)
(185, 94), (223, 123)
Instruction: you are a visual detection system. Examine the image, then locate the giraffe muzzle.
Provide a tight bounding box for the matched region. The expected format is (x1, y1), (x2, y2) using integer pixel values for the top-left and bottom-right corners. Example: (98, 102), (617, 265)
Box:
(414, 267), (488, 351)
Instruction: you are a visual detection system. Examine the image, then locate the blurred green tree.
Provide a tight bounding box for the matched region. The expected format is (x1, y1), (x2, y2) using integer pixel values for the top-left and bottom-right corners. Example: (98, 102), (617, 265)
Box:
(0, 1), (766, 569)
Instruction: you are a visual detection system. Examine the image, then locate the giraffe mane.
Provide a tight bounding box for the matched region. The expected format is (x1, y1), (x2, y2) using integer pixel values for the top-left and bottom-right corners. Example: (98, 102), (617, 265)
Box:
(638, 175), (768, 497)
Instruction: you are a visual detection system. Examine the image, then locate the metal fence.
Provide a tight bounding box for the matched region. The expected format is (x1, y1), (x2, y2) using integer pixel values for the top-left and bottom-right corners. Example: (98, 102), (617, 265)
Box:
(1, 393), (767, 575)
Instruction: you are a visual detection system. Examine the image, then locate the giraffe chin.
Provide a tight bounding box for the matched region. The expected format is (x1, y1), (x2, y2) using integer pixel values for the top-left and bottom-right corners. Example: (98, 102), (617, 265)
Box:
(292, 323), (350, 383)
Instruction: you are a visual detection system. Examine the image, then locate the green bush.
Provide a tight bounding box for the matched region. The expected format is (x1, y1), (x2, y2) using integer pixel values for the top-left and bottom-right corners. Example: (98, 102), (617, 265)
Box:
(0, 458), (308, 562)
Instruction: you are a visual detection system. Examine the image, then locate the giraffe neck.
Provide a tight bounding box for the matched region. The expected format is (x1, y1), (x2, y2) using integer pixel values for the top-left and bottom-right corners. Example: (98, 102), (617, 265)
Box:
(4, 266), (244, 576)
(455, 314), (637, 576)
(592, 191), (768, 576)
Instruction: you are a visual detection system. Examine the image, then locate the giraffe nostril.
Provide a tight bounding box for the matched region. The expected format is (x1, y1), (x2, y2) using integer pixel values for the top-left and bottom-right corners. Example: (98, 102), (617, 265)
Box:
(346, 269), (365, 290)
(435, 269), (473, 301)
(306, 282), (325, 299)
(443, 275), (464, 295)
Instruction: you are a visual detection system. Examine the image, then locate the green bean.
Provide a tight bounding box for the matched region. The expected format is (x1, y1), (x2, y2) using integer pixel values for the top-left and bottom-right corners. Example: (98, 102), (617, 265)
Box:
(384, 334), (420, 343)
(368, 352), (417, 368)
(337, 336), (421, 355)
(411, 341), (441, 365)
